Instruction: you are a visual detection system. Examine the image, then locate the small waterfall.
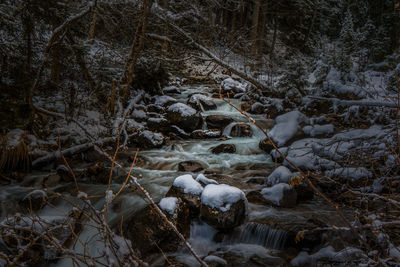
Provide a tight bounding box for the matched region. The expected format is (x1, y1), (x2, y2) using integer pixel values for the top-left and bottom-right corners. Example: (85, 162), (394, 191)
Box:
(187, 220), (218, 256)
(223, 222), (287, 249)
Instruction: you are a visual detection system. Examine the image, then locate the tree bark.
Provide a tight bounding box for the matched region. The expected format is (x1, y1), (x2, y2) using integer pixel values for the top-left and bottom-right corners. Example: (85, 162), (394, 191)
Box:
(161, 0), (169, 51)
(251, 0), (261, 57)
(122, 0), (153, 102)
(269, 14), (278, 61)
(258, 5), (266, 56)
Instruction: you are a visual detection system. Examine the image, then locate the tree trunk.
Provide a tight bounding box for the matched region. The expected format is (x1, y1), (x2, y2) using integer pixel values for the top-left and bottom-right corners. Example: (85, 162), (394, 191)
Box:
(269, 14), (278, 61)
(251, 0), (261, 57)
(258, 5), (266, 56)
(88, 5), (98, 44)
(162, 0), (169, 51)
(304, 7), (317, 45)
(122, 0), (153, 102)
(50, 44), (61, 86)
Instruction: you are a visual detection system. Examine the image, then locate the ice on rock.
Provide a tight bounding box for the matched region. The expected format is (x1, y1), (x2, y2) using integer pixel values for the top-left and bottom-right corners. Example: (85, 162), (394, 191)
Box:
(196, 173), (218, 185)
(159, 197), (178, 214)
(269, 111), (308, 146)
(201, 184), (247, 212)
(167, 103), (197, 117)
(266, 166), (294, 186)
(173, 174), (203, 195)
(325, 167), (372, 181)
(261, 183), (290, 205)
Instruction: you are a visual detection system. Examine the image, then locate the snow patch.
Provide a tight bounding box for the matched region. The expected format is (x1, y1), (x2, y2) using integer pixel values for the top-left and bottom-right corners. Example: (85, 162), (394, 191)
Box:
(196, 173), (218, 185)
(168, 103), (197, 117)
(261, 183), (290, 205)
(159, 197), (179, 214)
(266, 166), (294, 186)
(269, 111), (308, 146)
(173, 174), (203, 195)
(201, 184), (247, 212)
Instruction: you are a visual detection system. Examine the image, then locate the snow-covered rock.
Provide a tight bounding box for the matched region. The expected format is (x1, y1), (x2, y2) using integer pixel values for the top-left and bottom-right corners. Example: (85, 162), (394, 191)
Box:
(147, 117), (169, 132)
(221, 77), (247, 93)
(261, 183), (297, 207)
(166, 174), (203, 214)
(196, 173), (218, 185)
(266, 166), (294, 186)
(163, 85), (180, 94)
(166, 103), (202, 132)
(291, 246), (365, 266)
(159, 197), (179, 214)
(200, 184), (248, 229)
(269, 111), (308, 147)
(154, 95), (177, 106)
(131, 130), (165, 148)
(173, 174), (203, 195)
(188, 93), (217, 111)
(302, 124), (334, 137)
(325, 167), (372, 181)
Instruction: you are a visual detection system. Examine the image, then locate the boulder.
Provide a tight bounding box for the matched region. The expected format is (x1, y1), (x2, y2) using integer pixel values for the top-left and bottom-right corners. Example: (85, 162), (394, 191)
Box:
(20, 190), (48, 211)
(167, 103), (202, 132)
(130, 130), (165, 148)
(200, 184), (248, 230)
(147, 104), (164, 113)
(259, 139), (274, 153)
(166, 174), (203, 214)
(246, 191), (272, 205)
(188, 94), (217, 111)
(123, 199), (190, 257)
(163, 85), (180, 94)
(191, 129), (221, 139)
(261, 183), (297, 208)
(211, 144), (236, 154)
(147, 117), (169, 132)
(230, 124), (252, 137)
(178, 160), (206, 173)
(205, 115), (234, 131)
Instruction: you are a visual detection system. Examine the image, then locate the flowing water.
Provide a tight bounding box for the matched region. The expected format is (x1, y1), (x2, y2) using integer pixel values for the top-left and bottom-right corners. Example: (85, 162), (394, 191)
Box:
(1, 84), (348, 266)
